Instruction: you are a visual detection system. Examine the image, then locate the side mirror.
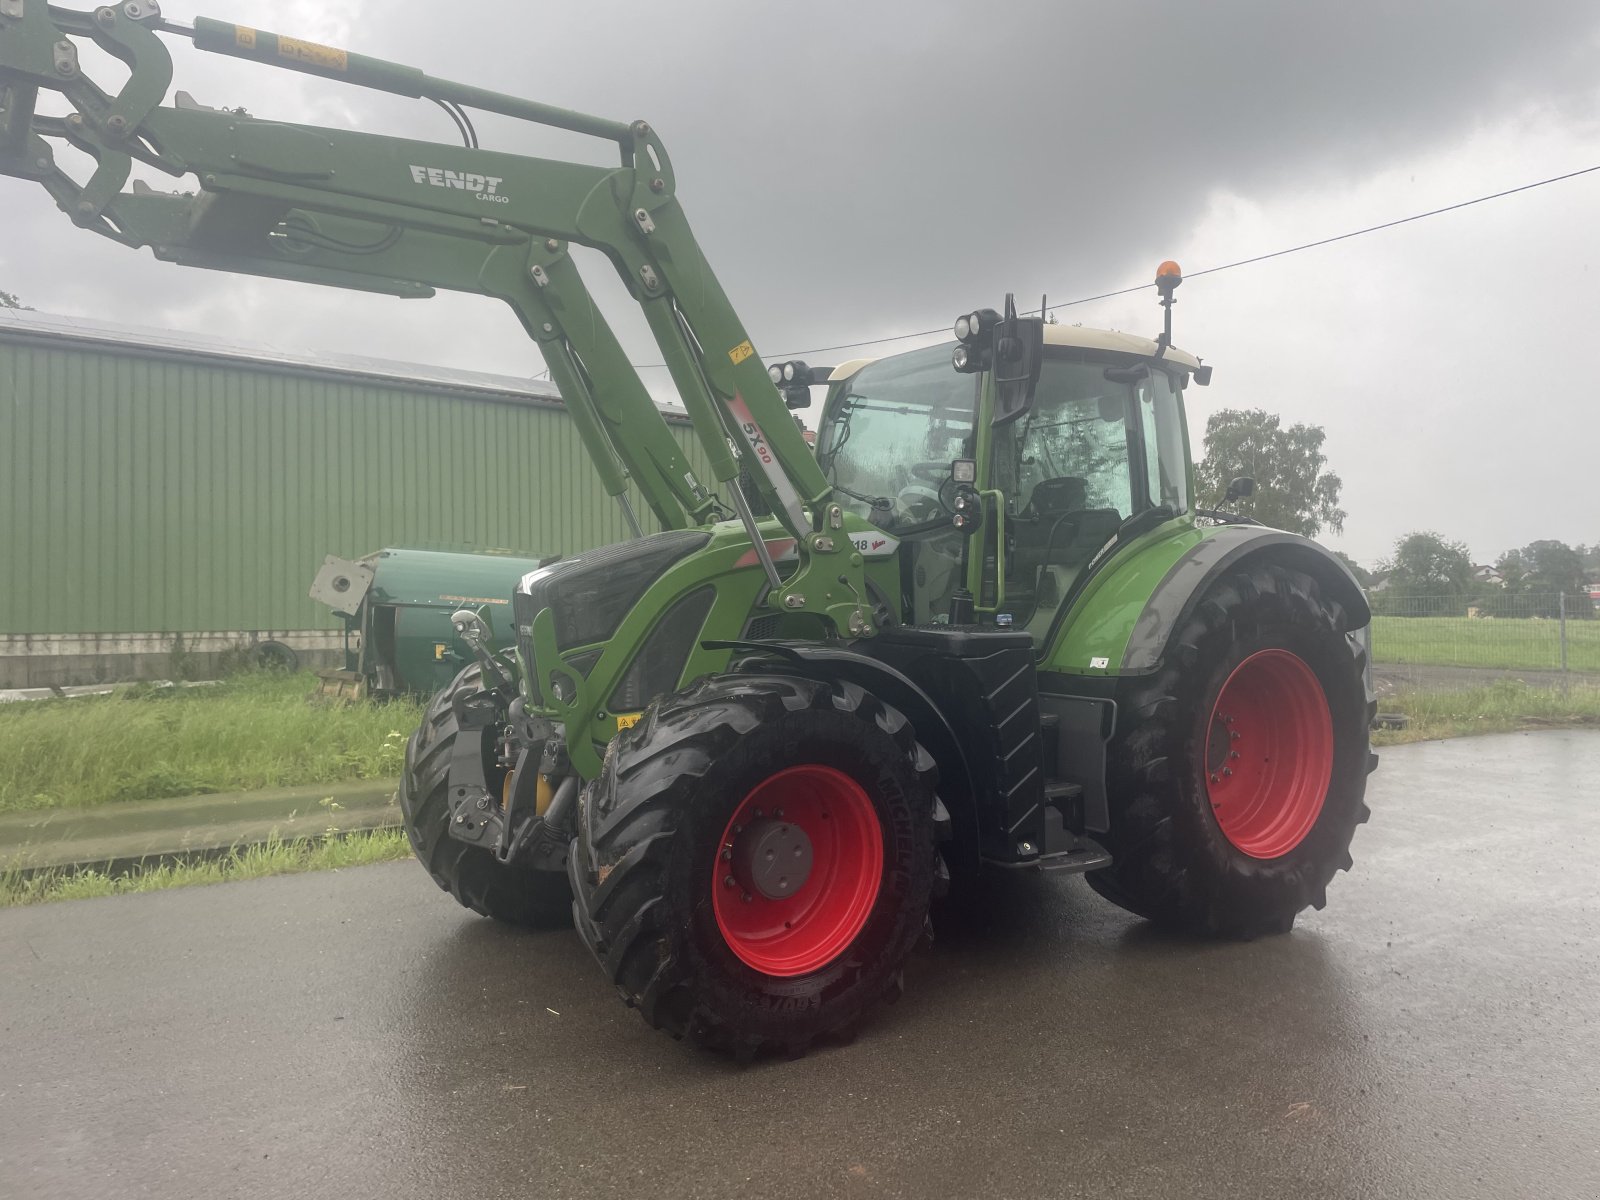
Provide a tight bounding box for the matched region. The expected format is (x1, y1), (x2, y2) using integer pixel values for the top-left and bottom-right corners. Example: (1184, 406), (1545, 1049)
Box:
(991, 294), (1044, 427)
(451, 608), (492, 649)
(1225, 476), (1256, 502)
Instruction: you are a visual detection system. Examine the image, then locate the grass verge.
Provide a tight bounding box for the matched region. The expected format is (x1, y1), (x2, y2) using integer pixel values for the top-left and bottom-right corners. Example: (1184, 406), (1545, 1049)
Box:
(1, 828), (413, 908)
(1371, 679), (1600, 746)
(0, 671), (423, 813)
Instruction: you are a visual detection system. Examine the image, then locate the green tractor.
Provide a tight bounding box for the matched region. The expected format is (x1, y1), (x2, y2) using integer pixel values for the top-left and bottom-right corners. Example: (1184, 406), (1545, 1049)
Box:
(1, 7), (1376, 1058)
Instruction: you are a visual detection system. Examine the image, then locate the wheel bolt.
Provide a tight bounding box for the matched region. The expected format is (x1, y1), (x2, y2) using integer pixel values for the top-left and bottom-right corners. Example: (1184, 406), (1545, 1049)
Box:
(1230, 751), (1240, 760)
(1223, 768), (1233, 778)
(742, 892), (753, 904)
(720, 847), (732, 861)
(753, 808), (764, 818)
(774, 808), (785, 819)
(1231, 730), (1241, 741)
(723, 874), (736, 889)
(1210, 774), (1220, 784)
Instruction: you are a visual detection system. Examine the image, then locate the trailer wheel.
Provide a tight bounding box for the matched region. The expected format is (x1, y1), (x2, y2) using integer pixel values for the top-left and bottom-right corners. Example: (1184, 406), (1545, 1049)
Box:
(399, 664), (572, 928)
(1088, 563), (1373, 938)
(570, 673), (938, 1059)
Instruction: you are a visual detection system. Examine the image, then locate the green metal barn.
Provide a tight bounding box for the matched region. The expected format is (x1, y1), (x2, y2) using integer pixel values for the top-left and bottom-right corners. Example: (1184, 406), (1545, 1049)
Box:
(0, 308), (707, 688)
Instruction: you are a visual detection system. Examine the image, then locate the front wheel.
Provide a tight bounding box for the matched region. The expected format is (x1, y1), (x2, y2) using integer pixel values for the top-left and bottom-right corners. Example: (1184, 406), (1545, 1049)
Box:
(399, 664), (573, 928)
(1088, 563), (1374, 938)
(569, 673), (939, 1059)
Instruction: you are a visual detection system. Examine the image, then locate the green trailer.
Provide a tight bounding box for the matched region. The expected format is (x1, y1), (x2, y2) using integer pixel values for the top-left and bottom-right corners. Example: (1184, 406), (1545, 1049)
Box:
(309, 546), (542, 700)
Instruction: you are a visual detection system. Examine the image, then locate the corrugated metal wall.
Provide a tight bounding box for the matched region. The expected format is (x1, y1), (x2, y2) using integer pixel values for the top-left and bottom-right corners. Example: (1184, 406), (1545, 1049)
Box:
(0, 335), (711, 635)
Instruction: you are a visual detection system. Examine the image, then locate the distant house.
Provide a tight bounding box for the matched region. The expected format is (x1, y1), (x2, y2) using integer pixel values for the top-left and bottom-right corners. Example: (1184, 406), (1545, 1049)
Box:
(1472, 564), (1503, 586)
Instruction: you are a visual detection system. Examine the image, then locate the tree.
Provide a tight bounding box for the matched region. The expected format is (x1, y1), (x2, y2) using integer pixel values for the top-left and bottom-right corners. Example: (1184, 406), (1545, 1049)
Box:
(1195, 409), (1345, 538)
(1378, 531), (1473, 615)
(0, 288), (27, 310)
(1493, 540), (1591, 618)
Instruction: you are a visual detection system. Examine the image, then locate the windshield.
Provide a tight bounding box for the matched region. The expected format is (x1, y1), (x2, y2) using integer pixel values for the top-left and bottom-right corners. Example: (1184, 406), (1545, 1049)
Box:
(815, 343), (976, 531)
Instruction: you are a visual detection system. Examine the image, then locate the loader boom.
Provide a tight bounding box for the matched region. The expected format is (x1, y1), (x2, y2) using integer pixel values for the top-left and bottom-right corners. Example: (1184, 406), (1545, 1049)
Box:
(0, 1), (872, 632)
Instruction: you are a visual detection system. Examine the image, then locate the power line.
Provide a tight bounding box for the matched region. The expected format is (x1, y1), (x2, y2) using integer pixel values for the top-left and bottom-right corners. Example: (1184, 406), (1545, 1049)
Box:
(632, 161), (1599, 367)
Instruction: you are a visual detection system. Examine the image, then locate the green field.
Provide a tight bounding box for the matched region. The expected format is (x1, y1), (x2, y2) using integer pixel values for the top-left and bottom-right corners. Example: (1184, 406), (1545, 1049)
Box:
(0, 672), (422, 813)
(1369, 614), (1600, 672)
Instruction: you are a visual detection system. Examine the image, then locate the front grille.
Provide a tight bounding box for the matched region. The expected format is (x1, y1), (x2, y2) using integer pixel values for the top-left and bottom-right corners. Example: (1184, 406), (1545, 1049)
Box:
(514, 531), (711, 706)
(609, 586), (716, 712)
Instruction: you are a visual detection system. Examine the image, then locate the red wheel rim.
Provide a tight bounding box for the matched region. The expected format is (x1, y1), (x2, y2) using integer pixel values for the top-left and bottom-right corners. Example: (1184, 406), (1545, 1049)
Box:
(712, 764), (884, 977)
(1204, 649), (1333, 859)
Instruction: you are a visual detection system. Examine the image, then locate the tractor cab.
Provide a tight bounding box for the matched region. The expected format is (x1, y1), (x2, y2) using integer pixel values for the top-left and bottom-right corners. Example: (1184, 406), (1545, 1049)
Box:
(814, 317), (1208, 638)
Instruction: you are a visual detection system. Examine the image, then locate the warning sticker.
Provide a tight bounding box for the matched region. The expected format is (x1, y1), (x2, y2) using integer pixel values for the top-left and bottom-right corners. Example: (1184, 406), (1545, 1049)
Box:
(234, 26), (258, 50)
(278, 35), (349, 71)
(727, 340), (754, 366)
(614, 712), (644, 731)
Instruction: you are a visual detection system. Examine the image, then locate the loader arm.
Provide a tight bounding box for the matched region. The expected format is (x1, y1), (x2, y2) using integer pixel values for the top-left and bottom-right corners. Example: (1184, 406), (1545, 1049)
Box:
(0, 2), (869, 632)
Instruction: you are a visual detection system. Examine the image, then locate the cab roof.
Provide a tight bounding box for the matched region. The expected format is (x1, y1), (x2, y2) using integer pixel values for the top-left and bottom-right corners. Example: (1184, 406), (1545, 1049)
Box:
(829, 324), (1204, 381)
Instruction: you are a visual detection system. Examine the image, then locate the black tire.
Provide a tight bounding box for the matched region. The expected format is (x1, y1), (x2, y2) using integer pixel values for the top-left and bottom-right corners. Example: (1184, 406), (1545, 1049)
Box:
(569, 673), (938, 1059)
(1087, 562), (1374, 938)
(399, 664), (572, 928)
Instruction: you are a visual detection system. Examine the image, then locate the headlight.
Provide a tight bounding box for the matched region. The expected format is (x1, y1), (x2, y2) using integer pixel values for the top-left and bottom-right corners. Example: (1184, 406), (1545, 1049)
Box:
(952, 344), (970, 370)
(954, 315), (972, 341)
(768, 364), (784, 385)
(782, 362), (797, 383)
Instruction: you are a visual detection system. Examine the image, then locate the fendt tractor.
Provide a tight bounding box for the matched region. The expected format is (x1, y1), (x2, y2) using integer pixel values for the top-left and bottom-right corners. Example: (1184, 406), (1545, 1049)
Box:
(2, 4), (1377, 1057)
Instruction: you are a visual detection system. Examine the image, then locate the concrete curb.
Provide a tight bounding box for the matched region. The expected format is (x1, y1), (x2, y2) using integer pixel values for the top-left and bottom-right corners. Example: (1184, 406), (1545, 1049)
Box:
(0, 778), (401, 874)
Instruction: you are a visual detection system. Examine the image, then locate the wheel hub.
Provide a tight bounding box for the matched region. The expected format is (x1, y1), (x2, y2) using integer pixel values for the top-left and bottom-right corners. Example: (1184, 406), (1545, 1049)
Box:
(731, 818), (814, 900)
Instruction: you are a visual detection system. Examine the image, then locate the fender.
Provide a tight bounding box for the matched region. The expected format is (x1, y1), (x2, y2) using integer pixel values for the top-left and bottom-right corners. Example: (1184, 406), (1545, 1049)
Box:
(1122, 525), (1371, 673)
(719, 640), (982, 875)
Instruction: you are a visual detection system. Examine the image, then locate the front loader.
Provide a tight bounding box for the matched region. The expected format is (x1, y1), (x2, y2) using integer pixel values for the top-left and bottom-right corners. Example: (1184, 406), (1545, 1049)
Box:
(1, 5), (1377, 1058)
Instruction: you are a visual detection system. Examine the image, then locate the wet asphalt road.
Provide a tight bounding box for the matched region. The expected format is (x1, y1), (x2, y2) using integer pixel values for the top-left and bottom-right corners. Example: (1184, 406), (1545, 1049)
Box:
(3, 732), (1599, 1200)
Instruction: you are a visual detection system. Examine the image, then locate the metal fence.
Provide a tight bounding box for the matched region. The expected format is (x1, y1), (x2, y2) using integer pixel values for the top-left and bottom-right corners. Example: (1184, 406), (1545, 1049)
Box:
(1367, 591), (1600, 694)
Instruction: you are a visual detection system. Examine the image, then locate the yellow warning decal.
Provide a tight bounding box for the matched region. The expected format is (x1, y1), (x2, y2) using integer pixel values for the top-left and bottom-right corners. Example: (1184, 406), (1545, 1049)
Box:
(614, 712), (644, 731)
(278, 35), (349, 72)
(728, 340), (755, 366)
(434, 643), (448, 661)
(235, 26), (258, 50)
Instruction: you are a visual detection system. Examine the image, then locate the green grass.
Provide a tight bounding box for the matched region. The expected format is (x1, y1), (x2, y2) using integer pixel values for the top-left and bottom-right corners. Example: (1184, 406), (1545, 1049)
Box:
(1372, 679), (1600, 746)
(0, 671), (423, 814)
(1370, 614), (1600, 672)
(0, 828), (413, 908)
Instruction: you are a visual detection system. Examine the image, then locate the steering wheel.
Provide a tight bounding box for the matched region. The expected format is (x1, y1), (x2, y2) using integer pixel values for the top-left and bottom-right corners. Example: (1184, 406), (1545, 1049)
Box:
(907, 461), (951, 484)
(894, 483), (945, 526)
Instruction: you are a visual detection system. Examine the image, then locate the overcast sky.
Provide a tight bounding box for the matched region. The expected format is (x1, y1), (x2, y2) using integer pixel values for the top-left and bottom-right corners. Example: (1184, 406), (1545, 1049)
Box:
(5, 0), (1599, 566)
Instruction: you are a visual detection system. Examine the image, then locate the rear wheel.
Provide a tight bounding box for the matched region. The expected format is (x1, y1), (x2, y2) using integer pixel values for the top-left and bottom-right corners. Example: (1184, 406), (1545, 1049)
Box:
(1088, 563), (1373, 937)
(570, 673), (938, 1059)
(399, 664), (572, 928)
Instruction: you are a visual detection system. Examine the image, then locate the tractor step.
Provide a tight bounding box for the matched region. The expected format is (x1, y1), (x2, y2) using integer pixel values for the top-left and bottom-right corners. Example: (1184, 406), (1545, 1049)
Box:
(981, 833), (1112, 875)
(1033, 838), (1113, 874)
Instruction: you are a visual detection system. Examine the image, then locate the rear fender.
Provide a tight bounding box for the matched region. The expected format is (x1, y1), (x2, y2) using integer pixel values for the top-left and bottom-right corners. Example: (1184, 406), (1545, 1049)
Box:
(1121, 526), (1371, 673)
